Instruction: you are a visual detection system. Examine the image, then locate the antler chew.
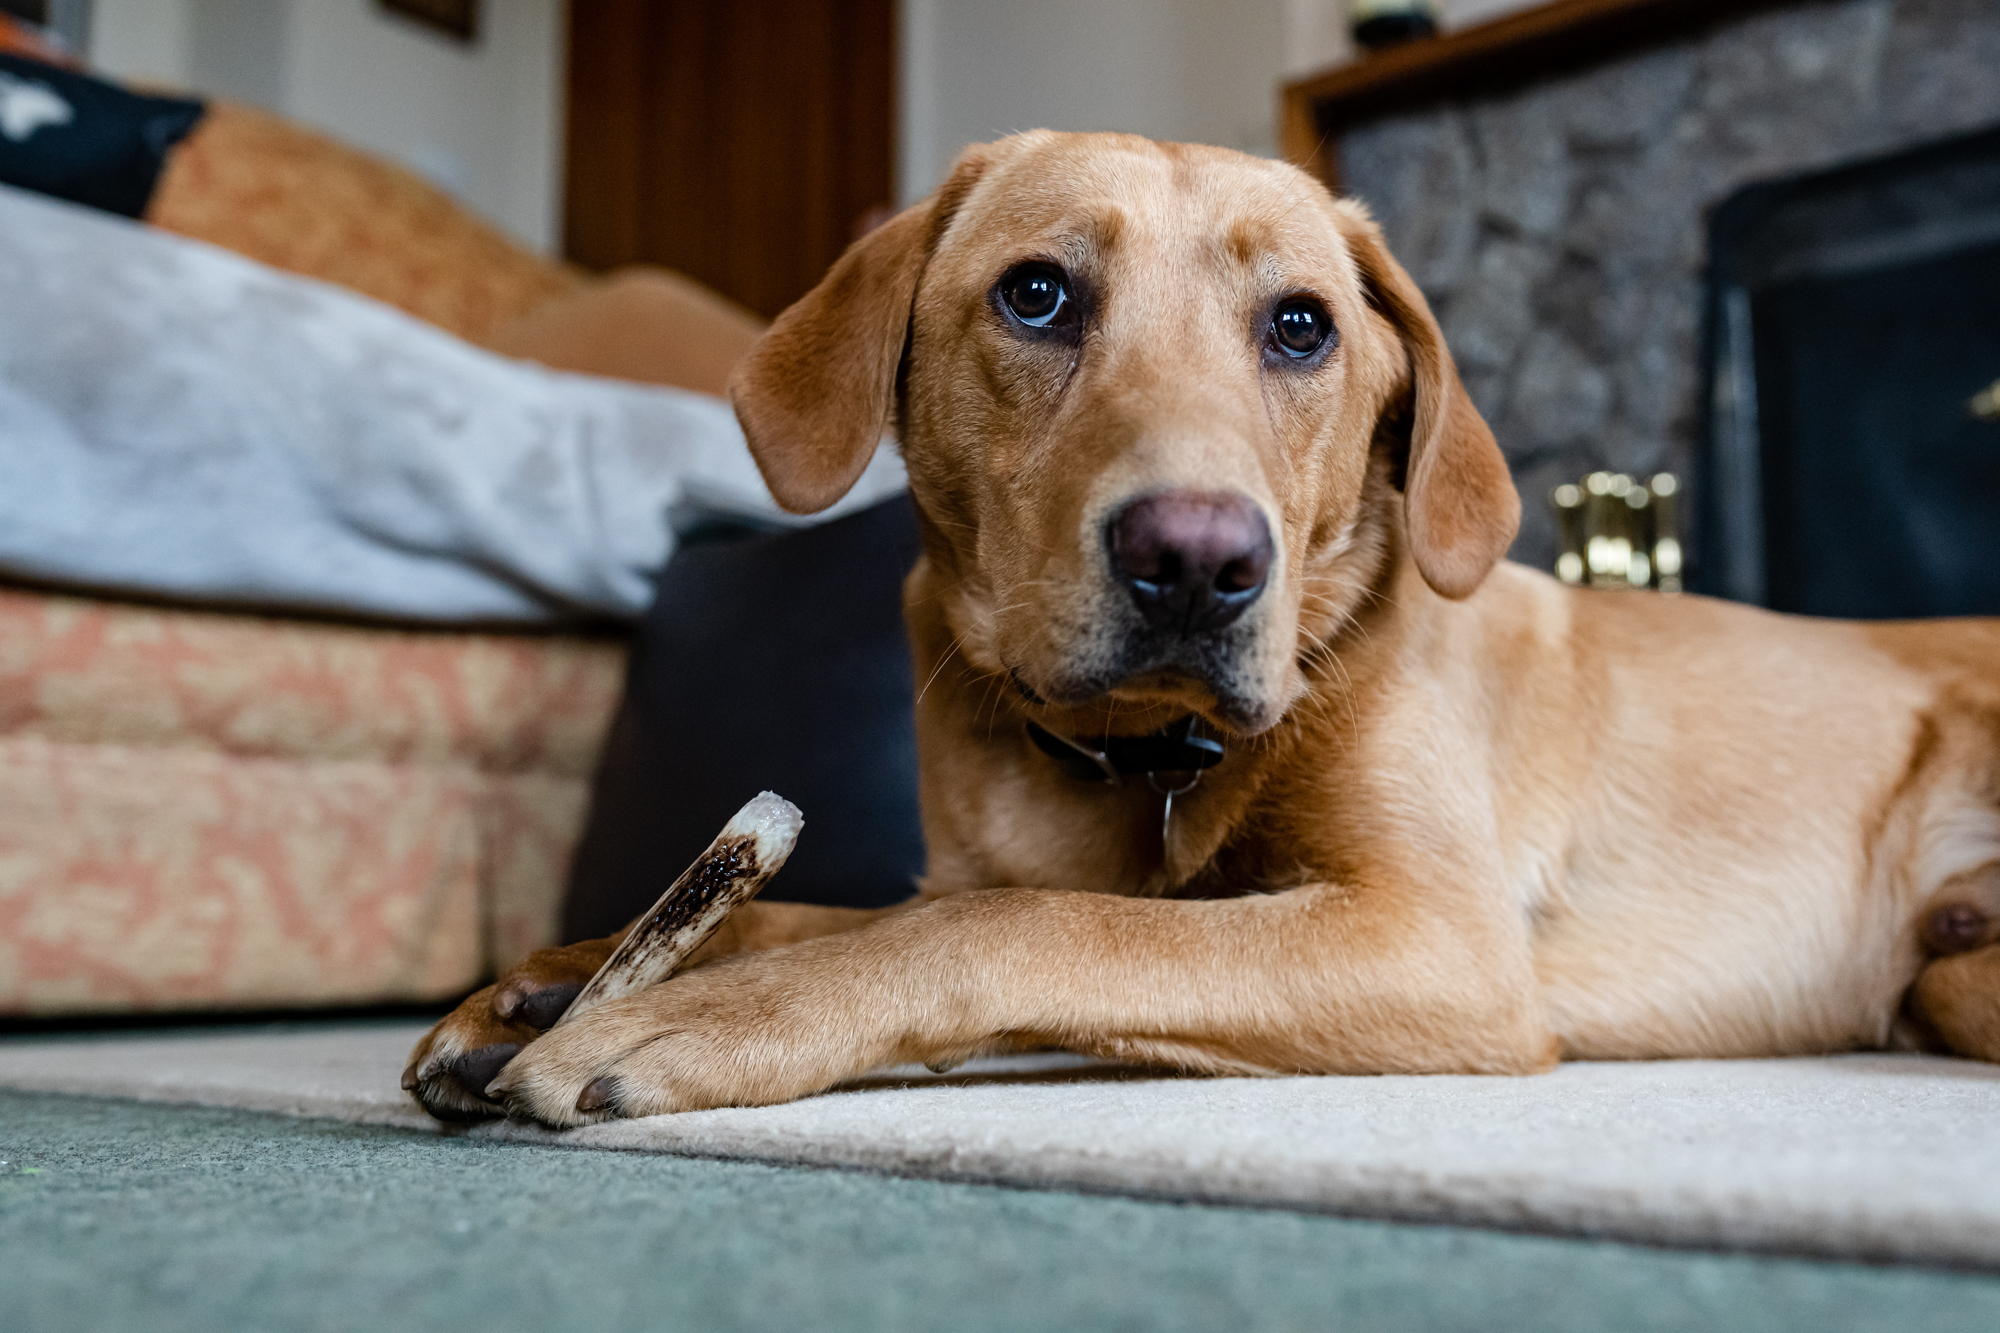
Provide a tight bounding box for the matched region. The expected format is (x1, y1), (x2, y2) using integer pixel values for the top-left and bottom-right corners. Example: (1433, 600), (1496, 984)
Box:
(556, 791), (803, 1026)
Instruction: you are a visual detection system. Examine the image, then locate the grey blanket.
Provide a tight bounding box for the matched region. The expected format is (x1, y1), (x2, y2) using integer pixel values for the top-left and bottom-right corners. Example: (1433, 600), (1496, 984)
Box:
(0, 184), (903, 623)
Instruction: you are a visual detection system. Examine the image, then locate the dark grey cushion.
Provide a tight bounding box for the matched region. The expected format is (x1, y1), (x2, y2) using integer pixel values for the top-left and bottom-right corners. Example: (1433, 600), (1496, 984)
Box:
(561, 495), (924, 940)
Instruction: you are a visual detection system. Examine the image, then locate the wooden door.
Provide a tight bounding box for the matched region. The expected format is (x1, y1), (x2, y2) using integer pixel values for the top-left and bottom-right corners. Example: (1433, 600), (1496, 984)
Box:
(564, 0), (896, 320)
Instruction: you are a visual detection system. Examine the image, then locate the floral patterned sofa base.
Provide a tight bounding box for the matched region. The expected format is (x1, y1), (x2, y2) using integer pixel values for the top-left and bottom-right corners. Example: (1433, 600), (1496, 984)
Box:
(0, 587), (623, 1016)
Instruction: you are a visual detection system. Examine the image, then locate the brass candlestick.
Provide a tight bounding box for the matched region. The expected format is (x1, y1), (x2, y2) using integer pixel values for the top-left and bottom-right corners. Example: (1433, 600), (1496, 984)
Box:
(1553, 472), (1681, 593)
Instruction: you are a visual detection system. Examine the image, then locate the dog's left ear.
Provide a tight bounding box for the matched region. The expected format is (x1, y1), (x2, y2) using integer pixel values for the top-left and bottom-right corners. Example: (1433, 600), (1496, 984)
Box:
(1334, 204), (1520, 600)
(730, 151), (990, 514)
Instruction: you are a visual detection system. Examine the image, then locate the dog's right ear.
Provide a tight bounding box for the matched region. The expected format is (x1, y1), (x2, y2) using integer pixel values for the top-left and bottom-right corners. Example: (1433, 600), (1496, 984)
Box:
(730, 152), (989, 514)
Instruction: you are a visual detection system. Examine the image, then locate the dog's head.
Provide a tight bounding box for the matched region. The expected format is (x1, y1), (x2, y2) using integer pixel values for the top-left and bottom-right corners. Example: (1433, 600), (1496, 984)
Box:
(731, 131), (1517, 736)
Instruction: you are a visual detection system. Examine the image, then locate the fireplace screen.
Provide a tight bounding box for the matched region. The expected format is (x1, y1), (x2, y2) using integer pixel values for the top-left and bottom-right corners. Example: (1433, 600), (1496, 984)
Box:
(1696, 124), (2000, 619)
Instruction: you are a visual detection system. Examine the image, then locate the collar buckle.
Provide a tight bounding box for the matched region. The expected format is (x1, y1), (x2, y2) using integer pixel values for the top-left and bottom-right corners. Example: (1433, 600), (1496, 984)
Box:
(1025, 714), (1225, 785)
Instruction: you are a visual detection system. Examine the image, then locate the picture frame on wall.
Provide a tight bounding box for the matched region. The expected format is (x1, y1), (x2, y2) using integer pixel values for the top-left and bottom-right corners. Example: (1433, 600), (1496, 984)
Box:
(378, 0), (479, 43)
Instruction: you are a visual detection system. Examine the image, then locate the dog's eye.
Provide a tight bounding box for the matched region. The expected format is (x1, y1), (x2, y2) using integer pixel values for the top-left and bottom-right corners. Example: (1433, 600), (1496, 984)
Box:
(999, 264), (1072, 329)
(1270, 299), (1333, 359)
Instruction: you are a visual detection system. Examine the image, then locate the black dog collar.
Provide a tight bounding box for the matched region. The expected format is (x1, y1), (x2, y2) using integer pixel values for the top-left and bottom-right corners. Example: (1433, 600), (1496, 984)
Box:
(1025, 714), (1224, 785)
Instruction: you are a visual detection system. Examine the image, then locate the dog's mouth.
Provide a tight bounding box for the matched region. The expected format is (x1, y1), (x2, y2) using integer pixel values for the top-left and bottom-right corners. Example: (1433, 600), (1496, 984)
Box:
(1011, 624), (1280, 735)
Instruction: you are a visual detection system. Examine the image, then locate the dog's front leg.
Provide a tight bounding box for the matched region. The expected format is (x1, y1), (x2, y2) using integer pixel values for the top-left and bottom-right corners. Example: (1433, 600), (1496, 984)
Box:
(487, 883), (1555, 1126)
(402, 900), (904, 1121)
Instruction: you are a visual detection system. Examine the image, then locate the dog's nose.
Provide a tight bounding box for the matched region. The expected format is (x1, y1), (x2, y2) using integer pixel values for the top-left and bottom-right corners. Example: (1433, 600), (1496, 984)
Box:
(1109, 490), (1274, 634)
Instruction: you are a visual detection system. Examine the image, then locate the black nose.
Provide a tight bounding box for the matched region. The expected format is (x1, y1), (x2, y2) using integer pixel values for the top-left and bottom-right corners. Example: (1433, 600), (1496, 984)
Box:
(1108, 490), (1274, 634)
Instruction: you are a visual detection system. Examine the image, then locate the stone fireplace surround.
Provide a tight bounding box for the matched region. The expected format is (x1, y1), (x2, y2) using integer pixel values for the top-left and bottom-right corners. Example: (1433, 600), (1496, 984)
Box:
(1329, 0), (2000, 577)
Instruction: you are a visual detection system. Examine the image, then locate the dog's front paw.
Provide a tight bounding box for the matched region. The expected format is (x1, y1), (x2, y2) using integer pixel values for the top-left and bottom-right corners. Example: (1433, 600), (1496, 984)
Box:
(486, 955), (890, 1127)
(401, 982), (532, 1123)
(402, 936), (621, 1122)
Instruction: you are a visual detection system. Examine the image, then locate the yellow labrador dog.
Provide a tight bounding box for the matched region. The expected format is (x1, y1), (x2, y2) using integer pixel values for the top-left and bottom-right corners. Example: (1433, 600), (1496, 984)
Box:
(404, 131), (2000, 1126)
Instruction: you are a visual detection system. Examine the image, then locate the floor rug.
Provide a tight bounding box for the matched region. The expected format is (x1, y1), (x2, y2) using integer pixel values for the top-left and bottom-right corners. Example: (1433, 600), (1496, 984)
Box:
(1, 1022), (1995, 1267)
(7, 1090), (1999, 1333)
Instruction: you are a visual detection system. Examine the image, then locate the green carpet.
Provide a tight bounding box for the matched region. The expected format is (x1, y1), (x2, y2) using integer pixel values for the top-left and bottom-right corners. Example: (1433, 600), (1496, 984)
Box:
(1, 1090), (1995, 1333)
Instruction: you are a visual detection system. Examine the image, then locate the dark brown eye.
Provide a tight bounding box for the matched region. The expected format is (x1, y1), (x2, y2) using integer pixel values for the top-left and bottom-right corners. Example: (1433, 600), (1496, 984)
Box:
(1271, 298), (1332, 359)
(1000, 263), (1071, 328)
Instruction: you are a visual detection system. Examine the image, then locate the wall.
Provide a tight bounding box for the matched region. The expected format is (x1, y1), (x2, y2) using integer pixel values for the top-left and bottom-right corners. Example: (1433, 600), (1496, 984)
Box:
(89, 0), (564, 254)
(1282, 0), (1543, 78)
(1337, 0), (2000, 573)
(899, 0), (1286, 204)
(899, 0), (1543, 204)
(75, 0), (1546, 256)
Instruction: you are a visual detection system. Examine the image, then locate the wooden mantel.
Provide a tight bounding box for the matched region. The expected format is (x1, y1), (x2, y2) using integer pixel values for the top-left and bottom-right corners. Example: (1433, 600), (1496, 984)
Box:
(1281, 0), (1784, 189)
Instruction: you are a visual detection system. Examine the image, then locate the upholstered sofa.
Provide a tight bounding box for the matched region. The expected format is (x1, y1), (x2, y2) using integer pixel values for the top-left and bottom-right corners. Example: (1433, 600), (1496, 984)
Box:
(0, 587), (624, 1014)
(0, 46), (768, 1016)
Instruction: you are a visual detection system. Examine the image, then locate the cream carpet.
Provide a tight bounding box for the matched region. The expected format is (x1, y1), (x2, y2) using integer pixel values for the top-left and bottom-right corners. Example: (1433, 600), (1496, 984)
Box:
(1, 1022), (1995, 1268)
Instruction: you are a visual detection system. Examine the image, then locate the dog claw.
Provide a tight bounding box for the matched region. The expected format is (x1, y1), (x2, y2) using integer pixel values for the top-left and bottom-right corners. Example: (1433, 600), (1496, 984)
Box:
(1924, 902), (1992, 954)
(493, 980), (583, 1029)
(512, 983), (583, 1031)
(577, 1077), (620, 1114)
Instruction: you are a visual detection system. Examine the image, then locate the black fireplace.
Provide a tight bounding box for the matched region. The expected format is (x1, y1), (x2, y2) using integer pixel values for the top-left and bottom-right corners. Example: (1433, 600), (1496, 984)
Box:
(1697, 124), (2000, 619)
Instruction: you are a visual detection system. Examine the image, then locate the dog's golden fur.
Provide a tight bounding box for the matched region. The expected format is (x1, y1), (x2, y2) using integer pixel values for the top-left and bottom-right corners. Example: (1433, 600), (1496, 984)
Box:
(405, 131), (2000, 1126)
